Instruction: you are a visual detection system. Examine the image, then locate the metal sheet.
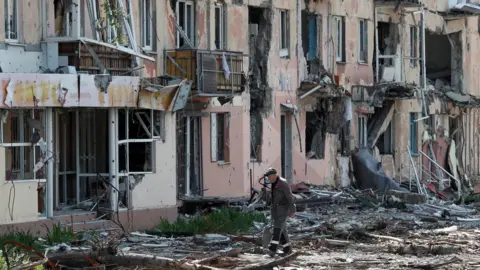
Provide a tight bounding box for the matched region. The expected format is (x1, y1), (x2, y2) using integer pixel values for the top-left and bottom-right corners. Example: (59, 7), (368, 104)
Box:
(78, 74), (140, 107)
(0, 73), (78, 108)
(169, 80), (192, 112)
(137, 83), (180, 111)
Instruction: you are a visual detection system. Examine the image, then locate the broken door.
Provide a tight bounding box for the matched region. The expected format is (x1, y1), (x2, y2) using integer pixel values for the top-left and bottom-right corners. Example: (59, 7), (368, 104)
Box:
(176, 114), (203, 196)
(280, 113), (293, 181)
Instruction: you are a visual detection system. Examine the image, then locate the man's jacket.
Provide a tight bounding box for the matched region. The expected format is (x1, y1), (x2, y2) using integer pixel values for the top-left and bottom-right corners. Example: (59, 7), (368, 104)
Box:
(270, 177), (296, 227)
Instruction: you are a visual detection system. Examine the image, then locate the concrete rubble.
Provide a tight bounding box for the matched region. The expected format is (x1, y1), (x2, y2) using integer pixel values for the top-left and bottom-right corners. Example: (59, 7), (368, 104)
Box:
(23, 183), (480, 269)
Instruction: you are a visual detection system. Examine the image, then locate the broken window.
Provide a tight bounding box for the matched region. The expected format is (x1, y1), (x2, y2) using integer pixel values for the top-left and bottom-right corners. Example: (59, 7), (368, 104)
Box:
(214, 3), (225, 50)
(210, 112), (230, 163)
(409, 112), (418, 154)
(358, 19), (368, 63)
(141, 0), (153, 50)
(280, 10), (289, 57)
(175, 0), (195, 48)
(377, 22), (397, 67)
(357, 115), (367, 148)
(250, 112), (263, 161)
(4, 0), (18, 40)
(377, 120), (394, 155)
(333, 16), (346, 62)
(1, 110), (46, 181)
(305, 111), (325, 159)
(410, 26), (418, 67)
(425, 31), (461, 89)
(118, 109), (165, 173)
(301, 11), (321, 62)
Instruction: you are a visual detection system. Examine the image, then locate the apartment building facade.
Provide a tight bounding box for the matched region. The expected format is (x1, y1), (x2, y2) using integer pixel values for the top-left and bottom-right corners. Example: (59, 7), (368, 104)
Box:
(3, 0), (480, 231)
(0, 0), (189, 232)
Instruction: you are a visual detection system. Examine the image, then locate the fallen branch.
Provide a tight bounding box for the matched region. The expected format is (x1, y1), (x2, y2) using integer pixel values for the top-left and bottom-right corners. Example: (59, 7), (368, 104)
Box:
(180, 263), (225, 270)
(48, 251), (180, 268)
(363, 232), (403, 243)
(233, 251), (300, 270)
(321, 239), (350, 247)
(191, 254), (222, 265)
(411, 256), (461, 269)
(11, 257), (48, 270)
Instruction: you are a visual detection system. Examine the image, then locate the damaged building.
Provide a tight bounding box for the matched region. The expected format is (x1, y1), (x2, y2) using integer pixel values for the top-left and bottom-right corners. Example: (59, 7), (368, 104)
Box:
(351, 0), (480, 198)
(0, 0), (189, 232)
(4, 0), (480, 232)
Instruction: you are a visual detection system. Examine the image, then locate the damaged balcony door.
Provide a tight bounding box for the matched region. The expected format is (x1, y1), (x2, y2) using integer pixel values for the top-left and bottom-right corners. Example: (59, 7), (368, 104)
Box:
(176, 114), (203, 197)
(281, 113), (293, 182)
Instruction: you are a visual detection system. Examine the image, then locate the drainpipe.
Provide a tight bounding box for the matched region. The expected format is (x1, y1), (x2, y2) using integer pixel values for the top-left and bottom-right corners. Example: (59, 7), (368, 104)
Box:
(421, 9), (427, 89)
(42, 0), (47, 39)
(46, 108), (54, 218)
(108, 108), (118, 211)
(296, 0), (301, 86)
(327, 1), (332, 73)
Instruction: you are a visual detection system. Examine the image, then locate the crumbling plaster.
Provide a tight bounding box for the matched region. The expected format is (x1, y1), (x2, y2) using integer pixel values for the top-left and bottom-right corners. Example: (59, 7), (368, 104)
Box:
(0, 0), (45, 73)
(201, 106), (250, 197)
(250, 92), (337, 188)
(329, 0), (375, 90)
(131, 113), (178, 209)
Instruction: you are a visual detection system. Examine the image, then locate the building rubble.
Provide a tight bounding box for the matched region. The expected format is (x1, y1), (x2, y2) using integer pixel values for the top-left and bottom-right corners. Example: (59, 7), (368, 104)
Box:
(24, 183), (480, 269)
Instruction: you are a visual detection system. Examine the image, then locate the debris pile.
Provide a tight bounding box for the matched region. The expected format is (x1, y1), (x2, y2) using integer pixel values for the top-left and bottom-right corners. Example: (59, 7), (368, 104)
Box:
(13, 183), (477, 269)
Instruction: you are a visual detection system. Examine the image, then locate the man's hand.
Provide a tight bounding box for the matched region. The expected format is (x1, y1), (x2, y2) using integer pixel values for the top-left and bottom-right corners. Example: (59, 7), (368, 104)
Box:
(288, 212), (296, 217)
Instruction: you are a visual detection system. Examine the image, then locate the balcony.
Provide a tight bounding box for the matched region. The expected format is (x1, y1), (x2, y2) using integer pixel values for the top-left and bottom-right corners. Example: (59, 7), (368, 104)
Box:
(164, 49), (248, 96)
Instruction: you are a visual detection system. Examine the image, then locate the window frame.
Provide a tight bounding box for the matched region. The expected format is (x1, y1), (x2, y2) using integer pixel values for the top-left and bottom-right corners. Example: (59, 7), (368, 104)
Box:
(334, 16), (346, 63)
(410, 26), (418, 67)
(175, 0), (195, 48)
(214, 3), (225, 50)
(4, 0), (19, 42)
(358, 115), (367, 148)
(358, 19), (368, 63)
(280, 9), (290, 57)
(409, 112), (418, 154)
(141, 0), (154, 51)
(0, 109), (47, 182)
(118, 109), (165, 175)
(210, 112), (230, 163)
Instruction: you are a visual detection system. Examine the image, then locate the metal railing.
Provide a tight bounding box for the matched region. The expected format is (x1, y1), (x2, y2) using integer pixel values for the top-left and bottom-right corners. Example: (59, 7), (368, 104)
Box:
(164, 49), (247, 95)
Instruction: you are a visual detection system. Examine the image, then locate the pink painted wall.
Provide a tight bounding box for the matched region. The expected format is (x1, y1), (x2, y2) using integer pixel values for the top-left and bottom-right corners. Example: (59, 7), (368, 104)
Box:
(201, 106), (250, 197)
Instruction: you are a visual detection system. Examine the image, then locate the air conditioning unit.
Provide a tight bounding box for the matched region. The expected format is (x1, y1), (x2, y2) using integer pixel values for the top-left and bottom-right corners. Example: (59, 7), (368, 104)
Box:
(56, 66), (77, 74)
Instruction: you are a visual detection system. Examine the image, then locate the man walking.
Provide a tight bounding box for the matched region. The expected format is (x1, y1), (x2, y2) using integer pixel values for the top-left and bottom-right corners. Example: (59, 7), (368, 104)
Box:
(263, 168), (296, 256)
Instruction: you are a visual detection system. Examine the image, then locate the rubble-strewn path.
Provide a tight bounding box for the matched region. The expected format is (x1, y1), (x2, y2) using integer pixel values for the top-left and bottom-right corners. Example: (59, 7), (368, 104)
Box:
(6, 185), (480, 269)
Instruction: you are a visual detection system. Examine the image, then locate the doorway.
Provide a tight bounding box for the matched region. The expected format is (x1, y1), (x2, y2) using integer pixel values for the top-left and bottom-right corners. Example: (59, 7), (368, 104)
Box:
(176, 114), (203, 196)
(280, 113), (293, 181)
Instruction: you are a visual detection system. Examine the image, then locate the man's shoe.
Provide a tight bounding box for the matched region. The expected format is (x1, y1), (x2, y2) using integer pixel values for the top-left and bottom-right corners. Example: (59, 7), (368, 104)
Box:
(267, 246), (277, 257)
(281, 247), (292, 257)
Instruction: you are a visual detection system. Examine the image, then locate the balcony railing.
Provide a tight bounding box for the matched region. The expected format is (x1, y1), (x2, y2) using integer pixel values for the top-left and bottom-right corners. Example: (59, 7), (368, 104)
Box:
(164, 49), (247, 95)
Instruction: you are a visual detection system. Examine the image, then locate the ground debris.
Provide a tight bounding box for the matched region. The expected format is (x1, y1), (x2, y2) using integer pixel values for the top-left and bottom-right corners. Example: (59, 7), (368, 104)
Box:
(23, 185), (480, 269)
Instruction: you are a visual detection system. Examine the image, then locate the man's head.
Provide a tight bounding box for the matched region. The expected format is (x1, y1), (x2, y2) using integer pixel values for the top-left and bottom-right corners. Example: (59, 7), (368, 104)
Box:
(264, 167), (278, 182)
